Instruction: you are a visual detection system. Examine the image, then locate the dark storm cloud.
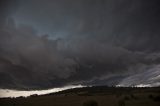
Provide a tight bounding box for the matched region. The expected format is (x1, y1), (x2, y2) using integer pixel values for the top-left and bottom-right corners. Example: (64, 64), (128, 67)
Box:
(0, 24), (78, 89)
(0, 0), (19, 27)
(0, 0), (160, 89)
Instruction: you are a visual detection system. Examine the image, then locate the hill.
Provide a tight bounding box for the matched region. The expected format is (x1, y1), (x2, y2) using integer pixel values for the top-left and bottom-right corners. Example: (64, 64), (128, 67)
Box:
(0, 86), (160, 106)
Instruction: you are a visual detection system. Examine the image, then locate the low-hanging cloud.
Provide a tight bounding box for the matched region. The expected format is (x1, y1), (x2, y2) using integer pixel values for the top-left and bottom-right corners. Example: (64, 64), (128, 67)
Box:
(0, 0), (160, 89)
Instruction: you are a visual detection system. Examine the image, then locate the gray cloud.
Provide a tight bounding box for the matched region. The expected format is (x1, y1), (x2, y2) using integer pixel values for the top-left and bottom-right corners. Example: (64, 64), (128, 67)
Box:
(0, 0), (160, 89)
(119, 64), (160, 87)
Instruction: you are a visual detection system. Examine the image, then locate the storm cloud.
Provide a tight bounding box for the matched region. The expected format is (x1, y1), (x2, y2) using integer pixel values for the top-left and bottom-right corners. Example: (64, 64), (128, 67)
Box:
(0, 0), (160, 89)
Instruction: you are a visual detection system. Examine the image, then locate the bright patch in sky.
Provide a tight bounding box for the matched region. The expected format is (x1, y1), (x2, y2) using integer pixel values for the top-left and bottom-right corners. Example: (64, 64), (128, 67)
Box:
(0, 85), (84, 98)
(135, 84), (151, 87)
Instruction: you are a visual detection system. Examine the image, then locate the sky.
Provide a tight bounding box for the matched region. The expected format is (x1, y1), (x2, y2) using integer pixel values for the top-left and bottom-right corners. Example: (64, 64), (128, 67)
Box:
(0, 0), (160, 92)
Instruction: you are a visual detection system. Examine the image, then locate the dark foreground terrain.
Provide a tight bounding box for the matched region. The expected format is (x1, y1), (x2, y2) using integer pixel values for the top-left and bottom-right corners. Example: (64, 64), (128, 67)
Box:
(0, 86), (160, 106)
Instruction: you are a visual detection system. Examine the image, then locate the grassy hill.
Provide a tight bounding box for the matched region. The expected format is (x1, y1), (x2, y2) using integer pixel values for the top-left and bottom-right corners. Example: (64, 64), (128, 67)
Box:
(0, 86), (160, 106)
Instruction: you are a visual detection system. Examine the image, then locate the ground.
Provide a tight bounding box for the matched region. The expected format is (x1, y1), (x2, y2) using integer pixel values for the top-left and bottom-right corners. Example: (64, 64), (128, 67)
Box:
(0, 87), (160, 106)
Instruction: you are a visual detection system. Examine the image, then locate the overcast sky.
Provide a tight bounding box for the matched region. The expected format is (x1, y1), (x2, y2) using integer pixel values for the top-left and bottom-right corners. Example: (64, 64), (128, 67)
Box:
(0, 0), (160, 90)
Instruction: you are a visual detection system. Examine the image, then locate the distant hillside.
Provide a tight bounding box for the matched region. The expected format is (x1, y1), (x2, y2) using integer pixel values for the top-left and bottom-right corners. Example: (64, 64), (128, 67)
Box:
(45, 86), (160, 96)
(0, 86), (160, 106)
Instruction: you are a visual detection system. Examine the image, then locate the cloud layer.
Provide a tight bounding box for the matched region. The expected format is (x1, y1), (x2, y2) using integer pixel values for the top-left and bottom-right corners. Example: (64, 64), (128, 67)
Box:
(0, 0), (160, 89)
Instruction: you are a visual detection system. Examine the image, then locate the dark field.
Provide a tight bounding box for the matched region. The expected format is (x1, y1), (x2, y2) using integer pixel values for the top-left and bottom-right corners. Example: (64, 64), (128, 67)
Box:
(0, 87), (160, 106)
